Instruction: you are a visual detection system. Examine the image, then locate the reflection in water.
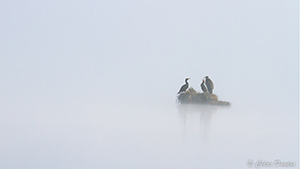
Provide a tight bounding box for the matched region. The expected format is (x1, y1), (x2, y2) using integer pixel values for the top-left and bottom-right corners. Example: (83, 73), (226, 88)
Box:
(177, 104), (226, 141)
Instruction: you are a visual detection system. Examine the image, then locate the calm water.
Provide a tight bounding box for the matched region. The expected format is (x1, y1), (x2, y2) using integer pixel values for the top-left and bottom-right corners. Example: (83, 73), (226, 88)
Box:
(1, 100), (298, 169)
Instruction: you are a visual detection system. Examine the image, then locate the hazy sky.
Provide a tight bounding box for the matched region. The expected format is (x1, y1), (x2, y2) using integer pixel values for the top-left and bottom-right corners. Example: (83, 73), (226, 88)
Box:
(0, 0), (299, 168)
(1, 0), (298, 106)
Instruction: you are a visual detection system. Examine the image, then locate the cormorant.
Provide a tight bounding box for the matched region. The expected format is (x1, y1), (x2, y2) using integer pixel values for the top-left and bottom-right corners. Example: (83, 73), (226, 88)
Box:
(177, 78), (190, 94)
(200, 79), (208, 93)
(204, 76), (214, 94)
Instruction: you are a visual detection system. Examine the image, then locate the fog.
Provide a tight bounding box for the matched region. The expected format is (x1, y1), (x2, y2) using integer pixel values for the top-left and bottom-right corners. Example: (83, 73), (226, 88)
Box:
(0, 0), (298, 168)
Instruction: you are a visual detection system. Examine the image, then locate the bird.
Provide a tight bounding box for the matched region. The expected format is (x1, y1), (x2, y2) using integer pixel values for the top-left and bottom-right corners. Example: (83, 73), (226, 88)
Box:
(200, 79), (208, 93)
(177, 78), (190, 94)
(204, 76), (214, 94)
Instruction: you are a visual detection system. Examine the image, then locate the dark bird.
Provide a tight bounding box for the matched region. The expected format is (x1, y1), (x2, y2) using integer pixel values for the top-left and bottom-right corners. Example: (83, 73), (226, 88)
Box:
(177, 78), (190, 94)
(200, 79), (208, 93)
(204, 76), (214, 94)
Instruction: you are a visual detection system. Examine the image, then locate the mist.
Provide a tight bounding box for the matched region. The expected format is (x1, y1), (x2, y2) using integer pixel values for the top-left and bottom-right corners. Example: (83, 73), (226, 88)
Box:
(0, 0), (298, 168)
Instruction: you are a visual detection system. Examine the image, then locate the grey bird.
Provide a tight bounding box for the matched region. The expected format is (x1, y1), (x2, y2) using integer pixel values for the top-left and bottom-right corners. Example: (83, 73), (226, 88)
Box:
(200, 79), (208, 93)
(177, 78), (190, 94)
(204, 76), (214, 94)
